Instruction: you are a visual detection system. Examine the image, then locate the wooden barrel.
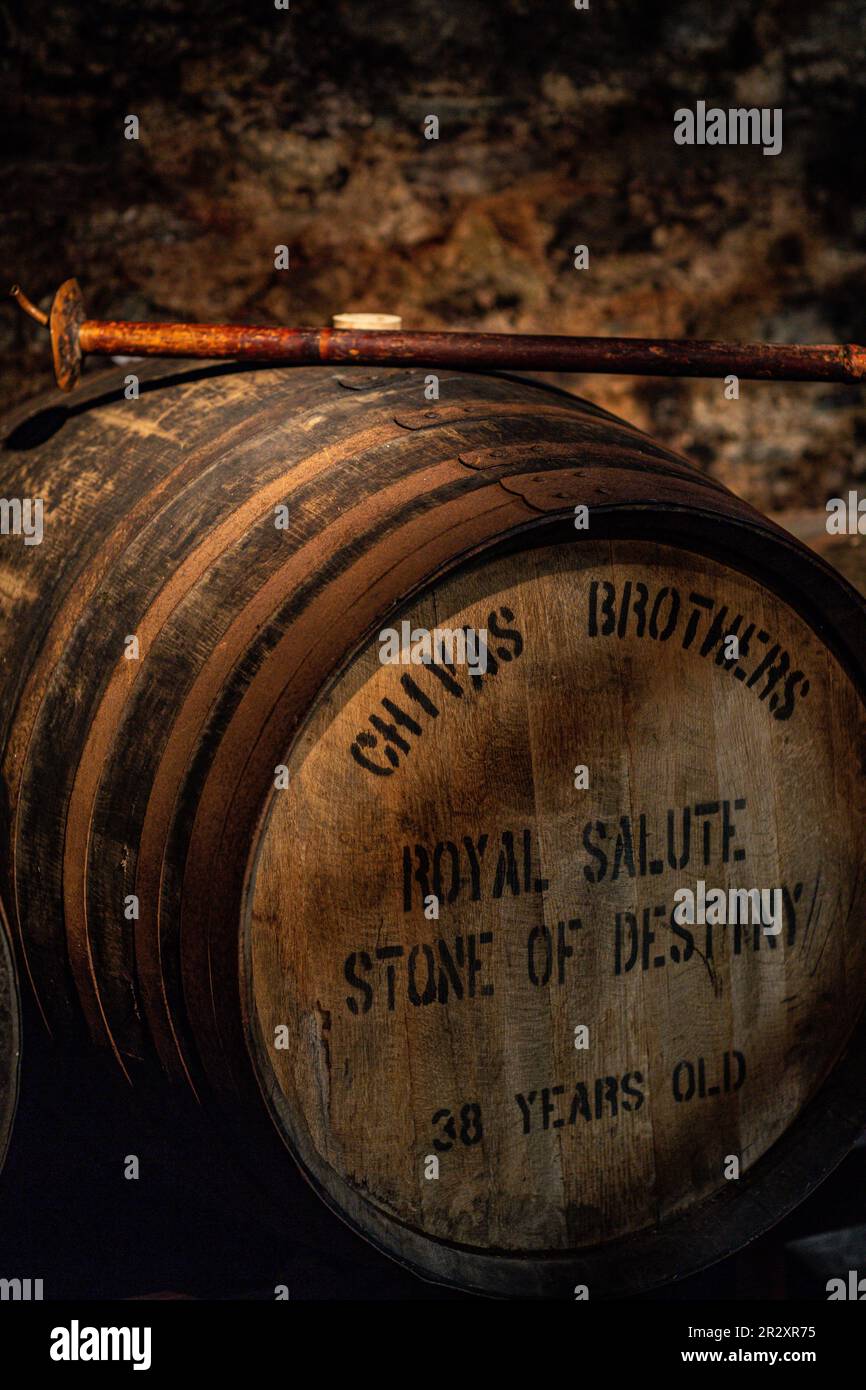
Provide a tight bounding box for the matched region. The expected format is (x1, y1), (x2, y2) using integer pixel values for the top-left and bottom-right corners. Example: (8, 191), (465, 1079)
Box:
(0, 895), (20, 1178)
(2, 360), (866, 1297)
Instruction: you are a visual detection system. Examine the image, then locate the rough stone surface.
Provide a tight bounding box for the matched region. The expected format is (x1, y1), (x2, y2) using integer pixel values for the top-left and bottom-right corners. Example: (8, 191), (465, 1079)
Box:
(2, 0), (866, 512)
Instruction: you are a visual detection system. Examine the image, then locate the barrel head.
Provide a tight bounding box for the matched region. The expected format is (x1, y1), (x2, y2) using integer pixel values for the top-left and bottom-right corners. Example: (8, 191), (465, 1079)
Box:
(245, 538), (866, 1297)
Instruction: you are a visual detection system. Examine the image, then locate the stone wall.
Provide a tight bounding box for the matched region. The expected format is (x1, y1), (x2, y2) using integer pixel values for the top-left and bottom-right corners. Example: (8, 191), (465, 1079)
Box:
(3, 0), (866, 512)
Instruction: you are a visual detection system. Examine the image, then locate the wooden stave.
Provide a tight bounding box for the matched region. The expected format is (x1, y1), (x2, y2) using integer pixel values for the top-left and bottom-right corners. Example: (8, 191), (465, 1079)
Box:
(0, 363), (545, 1061)
(0, 361), (729, 1076)
(2, 364), (866, 1296)
(0, 894), (20, 1180)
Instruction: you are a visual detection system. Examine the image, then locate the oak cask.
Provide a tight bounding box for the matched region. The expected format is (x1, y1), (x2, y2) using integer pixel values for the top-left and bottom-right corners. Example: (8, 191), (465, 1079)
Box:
(2, 361), (866, 1296)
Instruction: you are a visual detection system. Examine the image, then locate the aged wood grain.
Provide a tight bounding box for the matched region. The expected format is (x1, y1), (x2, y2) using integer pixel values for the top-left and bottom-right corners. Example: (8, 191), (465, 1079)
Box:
(246, 541), (866, 1292)
(2, 361), (866, 1294)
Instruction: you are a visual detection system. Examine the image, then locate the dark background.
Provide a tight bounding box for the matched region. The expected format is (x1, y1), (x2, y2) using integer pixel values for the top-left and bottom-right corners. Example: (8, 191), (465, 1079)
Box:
(2, 0), (866, 1299)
